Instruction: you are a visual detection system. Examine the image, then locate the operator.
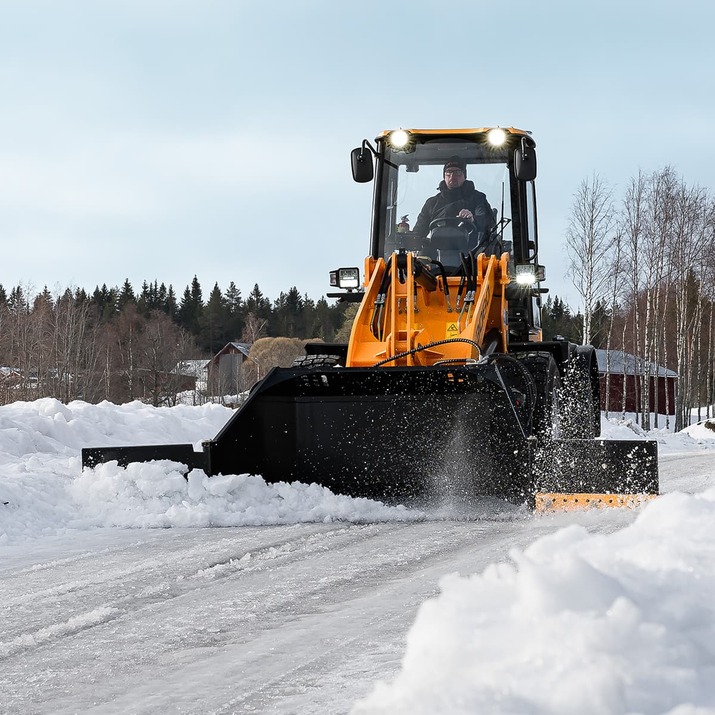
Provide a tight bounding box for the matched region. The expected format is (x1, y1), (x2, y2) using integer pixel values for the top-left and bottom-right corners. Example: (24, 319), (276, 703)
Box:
(413, 157), (499, 255)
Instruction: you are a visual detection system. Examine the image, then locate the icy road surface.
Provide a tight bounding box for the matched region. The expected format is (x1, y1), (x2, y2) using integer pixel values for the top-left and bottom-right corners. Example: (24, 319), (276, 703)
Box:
(2, 507), (645, 715)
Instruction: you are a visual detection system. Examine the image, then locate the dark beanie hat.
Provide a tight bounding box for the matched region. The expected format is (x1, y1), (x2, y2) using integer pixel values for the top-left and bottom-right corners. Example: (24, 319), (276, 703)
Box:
(443, 157), (467, 176)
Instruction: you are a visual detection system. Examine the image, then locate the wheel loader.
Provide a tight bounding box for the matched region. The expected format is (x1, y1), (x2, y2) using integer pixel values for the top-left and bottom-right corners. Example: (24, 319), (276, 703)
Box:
(82, 127), (658, 511)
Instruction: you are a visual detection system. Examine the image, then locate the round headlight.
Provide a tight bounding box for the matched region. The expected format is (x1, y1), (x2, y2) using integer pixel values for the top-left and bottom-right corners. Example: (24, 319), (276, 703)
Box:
(487, 128), (507, 147)
(388, 129), (411, 149)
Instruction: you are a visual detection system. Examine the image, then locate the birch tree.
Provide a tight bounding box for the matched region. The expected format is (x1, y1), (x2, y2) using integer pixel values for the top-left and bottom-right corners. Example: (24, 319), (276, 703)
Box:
(566, 175), (617, 345)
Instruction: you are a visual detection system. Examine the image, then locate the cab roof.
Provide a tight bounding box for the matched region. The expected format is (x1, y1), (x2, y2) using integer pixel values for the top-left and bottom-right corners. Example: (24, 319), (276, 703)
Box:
(377, 127), (533, 140)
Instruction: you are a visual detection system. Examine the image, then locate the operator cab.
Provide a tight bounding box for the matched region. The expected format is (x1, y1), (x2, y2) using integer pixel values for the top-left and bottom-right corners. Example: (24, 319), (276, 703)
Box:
(369, 129), (535, 267)
(350, 127), (545, 341)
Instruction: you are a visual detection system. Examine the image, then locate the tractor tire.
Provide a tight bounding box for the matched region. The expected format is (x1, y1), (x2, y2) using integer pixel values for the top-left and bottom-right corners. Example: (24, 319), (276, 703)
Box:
(292, 354), (340, 368)
(512, 351), (560, 440)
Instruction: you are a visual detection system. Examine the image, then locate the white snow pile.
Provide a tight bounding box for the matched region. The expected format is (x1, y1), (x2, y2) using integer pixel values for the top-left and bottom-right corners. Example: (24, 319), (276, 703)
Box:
(352, 418), (715, 715)
(0, 398), (420, 545)
(609, 411), (715, 454)
(1, 399), (714, 547)
(353, 487), (715, 714)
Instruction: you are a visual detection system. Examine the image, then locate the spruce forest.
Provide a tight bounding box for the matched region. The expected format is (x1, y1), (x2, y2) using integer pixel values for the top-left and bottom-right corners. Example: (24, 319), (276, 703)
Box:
(0, 277), (352, 407)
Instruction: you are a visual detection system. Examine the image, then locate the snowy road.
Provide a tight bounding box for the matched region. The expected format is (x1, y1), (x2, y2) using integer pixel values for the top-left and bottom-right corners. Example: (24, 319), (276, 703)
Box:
(1, 492), (665, 714)
(2, 514), (569, 714)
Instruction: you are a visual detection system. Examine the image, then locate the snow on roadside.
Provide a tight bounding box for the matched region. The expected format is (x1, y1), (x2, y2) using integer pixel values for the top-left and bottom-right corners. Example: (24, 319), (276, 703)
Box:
(352, 416), (715, 714)
(602, 411), (715, 456)
(353, 487), (715, 715)
(0, 398), (421, 545)
(2, 398), (715, 546)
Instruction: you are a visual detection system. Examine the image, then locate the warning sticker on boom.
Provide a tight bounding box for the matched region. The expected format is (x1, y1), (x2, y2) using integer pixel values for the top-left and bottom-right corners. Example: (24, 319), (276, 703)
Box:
(445, 322), (459, 339)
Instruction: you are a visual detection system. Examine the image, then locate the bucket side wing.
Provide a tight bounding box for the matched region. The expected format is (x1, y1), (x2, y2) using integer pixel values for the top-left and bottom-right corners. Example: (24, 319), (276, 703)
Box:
(535, 438), (659, 512)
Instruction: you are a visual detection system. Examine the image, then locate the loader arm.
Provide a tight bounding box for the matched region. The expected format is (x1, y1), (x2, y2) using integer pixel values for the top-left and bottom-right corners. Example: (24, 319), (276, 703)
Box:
(346, 250), (510, 368)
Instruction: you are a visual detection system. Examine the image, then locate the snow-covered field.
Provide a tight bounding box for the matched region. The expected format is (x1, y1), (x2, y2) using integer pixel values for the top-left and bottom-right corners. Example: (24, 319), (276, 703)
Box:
(1, 398), (714, 714)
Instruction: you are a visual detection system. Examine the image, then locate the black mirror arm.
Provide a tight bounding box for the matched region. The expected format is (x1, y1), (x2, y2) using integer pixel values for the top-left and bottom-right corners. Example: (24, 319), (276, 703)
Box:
(361, 139), (377, 159)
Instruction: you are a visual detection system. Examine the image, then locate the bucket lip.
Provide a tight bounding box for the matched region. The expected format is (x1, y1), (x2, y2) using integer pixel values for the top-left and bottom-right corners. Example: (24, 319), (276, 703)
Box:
(284, 362), (502, 377)
(260, 362), (506, 394)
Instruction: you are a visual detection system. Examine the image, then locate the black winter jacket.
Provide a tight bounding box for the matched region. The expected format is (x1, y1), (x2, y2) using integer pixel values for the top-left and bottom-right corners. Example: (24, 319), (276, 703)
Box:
(413, 180), (497, 252)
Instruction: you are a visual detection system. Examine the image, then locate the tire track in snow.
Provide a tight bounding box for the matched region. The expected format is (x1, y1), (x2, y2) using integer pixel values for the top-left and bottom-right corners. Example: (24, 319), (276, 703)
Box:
(0, 606), (120, 659)
(57, 519), (544, 715)
(1, 524), (353, 609)
(0, 522), (403, 658)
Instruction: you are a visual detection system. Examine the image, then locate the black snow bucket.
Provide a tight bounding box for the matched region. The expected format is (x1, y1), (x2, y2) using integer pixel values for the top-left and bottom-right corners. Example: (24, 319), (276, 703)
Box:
(203, 363), (535, 504)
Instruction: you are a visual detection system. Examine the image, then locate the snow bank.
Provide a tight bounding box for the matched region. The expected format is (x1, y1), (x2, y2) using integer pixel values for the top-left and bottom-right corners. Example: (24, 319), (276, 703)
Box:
(69, 462), (419, 528)
(602, 413), (715, 457)
(682, 418), (715, 442)
(354, 487), (715, 715)
(0, 398), (421, 545)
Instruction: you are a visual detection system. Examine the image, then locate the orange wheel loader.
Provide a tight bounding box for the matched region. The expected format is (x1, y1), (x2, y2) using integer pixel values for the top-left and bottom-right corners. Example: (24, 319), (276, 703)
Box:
(83, 128), (658, 511)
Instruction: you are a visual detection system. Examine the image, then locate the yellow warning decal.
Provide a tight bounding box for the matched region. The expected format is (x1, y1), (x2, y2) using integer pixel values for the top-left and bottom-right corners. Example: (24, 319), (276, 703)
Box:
(535, 492), (657, 513)
(445, 322), (460, 339)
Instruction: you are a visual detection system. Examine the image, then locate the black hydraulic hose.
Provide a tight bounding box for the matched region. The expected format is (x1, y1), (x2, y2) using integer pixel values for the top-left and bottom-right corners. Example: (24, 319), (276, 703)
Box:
(378, 255), (394, 294)
(429, 259), (452, 311)
(456, 267), (467, 308)
(371, 337), (481, 367)
(371, 255), (394, 340)
(456, 245), (475, 304)
(458, 252), (476, 327)
(461, 251), (477, 293)
(459, 252), (470, 289)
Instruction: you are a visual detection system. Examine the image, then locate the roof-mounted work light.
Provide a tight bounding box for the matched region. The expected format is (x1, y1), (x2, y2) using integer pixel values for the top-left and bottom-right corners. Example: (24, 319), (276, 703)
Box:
(487, 128), (508, 147)
(387, 129), (413, 151)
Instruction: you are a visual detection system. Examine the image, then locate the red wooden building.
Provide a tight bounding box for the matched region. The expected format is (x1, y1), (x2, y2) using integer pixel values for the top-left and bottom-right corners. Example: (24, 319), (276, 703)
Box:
(596, 349), (677, 416)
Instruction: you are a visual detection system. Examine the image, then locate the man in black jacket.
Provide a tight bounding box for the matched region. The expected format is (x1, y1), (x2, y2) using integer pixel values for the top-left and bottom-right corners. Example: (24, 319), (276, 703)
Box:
(413, 157), (498, 255)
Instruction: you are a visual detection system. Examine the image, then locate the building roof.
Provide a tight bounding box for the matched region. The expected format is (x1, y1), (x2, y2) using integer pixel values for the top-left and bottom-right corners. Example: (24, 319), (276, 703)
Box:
(225, 341), (251, 357)
(210, 342), (252, 365)
(596, 349), (678, 378)
(174, 359), (210, 377)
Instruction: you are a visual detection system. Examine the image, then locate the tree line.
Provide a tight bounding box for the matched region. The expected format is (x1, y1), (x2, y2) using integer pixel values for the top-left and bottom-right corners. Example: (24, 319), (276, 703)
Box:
(3, 164), (714, 430)
(564, 166), (715, 430)
(0, 277), (352, 406)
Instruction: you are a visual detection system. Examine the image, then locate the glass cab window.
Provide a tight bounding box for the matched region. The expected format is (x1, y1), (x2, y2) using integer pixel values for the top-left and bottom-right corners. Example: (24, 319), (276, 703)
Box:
(377, 138), (514, 271)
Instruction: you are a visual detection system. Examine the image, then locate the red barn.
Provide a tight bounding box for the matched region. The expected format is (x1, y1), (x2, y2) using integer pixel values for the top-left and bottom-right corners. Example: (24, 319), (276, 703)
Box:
(596, 349), (677, 416)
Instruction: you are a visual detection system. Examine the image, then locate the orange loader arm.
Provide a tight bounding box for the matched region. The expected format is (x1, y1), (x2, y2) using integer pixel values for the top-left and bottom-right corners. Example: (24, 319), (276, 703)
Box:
(346, 251), (511, 368)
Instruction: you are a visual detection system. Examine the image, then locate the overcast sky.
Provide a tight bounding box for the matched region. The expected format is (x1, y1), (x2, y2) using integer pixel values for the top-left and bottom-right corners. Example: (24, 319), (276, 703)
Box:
(1, 0), (713, 308)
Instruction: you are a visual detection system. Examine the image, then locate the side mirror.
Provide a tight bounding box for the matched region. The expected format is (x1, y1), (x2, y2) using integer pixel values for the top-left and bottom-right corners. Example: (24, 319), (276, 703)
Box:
(514, 138), (537, 181)
(351, 147), (374, 183)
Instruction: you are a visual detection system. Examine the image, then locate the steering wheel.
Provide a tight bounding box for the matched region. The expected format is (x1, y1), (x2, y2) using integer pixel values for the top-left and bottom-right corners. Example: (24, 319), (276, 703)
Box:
(428, 217), (474, 234)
